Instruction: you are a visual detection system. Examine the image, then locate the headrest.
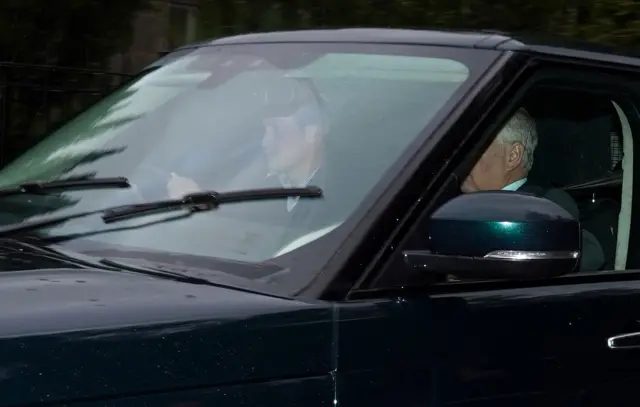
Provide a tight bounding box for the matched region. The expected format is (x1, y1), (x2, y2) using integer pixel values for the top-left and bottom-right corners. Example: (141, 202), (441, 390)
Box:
(524, 88), (617, 187)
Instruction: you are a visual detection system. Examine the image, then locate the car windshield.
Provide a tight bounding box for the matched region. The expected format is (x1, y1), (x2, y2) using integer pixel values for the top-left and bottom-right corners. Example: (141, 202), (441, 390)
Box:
(0, 42), (493, 289)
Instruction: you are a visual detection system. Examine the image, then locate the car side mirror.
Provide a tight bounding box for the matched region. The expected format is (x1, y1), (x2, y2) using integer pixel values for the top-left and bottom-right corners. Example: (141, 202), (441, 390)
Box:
(403, 191), (580, 280)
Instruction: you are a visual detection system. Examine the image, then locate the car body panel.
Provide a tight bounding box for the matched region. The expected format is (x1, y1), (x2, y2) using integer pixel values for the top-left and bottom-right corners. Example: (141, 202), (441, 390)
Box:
(343, 278), (640, 406)
(0, 252), (333, 406)
(64, 376), (335, 407)
(335, 298), (436, 407)
(427, 281), (640, 406)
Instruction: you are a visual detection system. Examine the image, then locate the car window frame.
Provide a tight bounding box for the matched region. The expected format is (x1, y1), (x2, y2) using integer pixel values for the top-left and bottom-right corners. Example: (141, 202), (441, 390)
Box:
(270, 44), (505, 299)
(299, 49), (521, 300)
(343, 53), (640, 301)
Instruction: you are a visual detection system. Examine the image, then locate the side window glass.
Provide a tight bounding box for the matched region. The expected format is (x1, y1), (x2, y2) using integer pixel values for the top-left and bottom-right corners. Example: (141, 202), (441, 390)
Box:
(519, 89), (630, 273)
(383, 84), (635, 288)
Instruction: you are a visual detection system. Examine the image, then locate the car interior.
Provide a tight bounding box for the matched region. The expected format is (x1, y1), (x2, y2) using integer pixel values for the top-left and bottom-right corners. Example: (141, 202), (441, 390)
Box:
(523, 86), (632, 271)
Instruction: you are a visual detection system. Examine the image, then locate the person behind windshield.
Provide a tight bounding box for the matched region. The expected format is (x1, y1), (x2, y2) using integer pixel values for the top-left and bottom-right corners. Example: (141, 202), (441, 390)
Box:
(167, 81), (329, 217)
(460, 108), (605, 271)
(261, 101), (327, 212)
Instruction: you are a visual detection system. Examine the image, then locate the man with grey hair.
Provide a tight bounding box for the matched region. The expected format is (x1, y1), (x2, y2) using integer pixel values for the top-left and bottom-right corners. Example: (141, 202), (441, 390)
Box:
(461, 107), (605, 271)
(462, 108), (537, 193)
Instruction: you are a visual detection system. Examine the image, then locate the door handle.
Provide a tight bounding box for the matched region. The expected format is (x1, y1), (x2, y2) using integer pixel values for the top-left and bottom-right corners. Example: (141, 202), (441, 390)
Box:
(608, 332), (640, 349)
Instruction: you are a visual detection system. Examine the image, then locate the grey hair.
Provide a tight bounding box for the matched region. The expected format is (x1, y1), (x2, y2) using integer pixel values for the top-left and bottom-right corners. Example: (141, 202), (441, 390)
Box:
(496, 107), (538, 172)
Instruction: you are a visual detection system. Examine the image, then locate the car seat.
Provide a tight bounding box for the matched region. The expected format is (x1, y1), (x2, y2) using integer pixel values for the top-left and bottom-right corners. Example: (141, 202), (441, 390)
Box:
(525, 89), (627, 270)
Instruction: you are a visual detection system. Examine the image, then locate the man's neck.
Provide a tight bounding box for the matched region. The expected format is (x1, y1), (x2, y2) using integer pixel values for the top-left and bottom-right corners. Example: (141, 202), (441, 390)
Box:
(503, 170), (527, 187)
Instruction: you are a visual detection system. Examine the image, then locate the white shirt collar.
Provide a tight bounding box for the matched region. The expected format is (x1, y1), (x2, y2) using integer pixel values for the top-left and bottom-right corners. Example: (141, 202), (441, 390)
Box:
(276, 168), (320, 212)
(278, 167), (319, 189)
(502, 178), (527, 191)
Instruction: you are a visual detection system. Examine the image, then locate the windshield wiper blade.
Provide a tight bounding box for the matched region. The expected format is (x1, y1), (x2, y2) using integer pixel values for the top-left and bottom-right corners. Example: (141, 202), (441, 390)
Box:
(102, 186), (322, 223)
(0, 186), (322, 237)
(0, 177), (130, 197)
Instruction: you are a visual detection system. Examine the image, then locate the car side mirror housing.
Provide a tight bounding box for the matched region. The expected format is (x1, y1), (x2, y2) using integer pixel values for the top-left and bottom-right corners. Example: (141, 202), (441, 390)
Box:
(404, 191), (580, 280)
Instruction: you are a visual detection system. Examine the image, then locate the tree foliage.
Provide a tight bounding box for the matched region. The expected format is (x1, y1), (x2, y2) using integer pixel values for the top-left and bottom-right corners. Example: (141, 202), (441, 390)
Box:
(197, 0), (640, 49)
(0, 0), (151, 67)
(0, 0), (150, 165)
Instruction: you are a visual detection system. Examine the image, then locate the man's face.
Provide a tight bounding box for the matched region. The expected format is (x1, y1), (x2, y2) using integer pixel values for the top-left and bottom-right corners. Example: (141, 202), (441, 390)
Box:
(461, 139), (510, 193)
(262, 115), (316, 173)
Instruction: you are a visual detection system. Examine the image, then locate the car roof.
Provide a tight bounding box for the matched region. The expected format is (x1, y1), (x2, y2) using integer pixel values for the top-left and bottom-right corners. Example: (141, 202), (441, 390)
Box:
(188, 28), (509, 48)
(181, 28), (640, 68)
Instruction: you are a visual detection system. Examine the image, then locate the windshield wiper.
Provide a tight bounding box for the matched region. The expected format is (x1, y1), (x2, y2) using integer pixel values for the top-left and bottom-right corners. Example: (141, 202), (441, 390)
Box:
(0, 176), (130, 197)
(0, 186), (322, 237)
(102, 186), (322, 222)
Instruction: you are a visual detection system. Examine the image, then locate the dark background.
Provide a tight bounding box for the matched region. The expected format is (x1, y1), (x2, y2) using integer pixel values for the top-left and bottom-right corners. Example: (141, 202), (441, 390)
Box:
(0, 0), (634, 167)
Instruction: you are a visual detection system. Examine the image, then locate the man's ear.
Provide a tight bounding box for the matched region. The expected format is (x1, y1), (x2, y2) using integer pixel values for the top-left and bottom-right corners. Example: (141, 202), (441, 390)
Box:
(506, 142), (525, 170)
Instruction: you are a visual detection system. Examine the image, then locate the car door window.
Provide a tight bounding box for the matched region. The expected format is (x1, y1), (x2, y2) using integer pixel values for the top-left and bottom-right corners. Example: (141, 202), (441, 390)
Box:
(522, 88), (632, 271)
(369, 74), (640, 289)
(474, 88), (632, 275)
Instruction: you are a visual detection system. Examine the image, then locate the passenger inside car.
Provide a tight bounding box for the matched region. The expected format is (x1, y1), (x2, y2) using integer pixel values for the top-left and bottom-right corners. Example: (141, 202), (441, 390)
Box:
(164, 77), (336, 247)
(462, 107), (606, 271)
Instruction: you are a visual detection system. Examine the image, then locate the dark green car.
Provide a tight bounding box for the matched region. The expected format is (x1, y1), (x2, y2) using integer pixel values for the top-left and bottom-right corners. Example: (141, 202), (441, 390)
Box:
(0, 28), (638, 407)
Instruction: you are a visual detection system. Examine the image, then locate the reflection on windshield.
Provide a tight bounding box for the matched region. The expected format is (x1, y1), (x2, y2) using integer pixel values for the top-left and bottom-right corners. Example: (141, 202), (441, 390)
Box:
(0, 42), (477, 280)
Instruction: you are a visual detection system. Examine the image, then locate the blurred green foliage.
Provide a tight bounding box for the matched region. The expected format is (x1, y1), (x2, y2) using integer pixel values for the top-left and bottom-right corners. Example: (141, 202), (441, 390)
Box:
(0, 0), (151, 67)
(197, 0), (640, 48)
(4, 0), (640, 166)
(0, 0), (147, 165)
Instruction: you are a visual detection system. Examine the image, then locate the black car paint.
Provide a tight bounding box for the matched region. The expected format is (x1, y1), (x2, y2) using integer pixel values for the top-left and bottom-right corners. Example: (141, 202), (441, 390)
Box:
(2, 29), (640, 407)
(13, 265), (638, 407)
(0, 249), (418, 407)
(0, 250), (334, 406)
(0, 247), (438, 407)
(361, 281), (640, 407)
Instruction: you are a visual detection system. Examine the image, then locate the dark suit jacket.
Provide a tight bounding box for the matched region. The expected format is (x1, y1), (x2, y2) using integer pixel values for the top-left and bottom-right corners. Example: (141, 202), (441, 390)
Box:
(519, 181), (605, 271)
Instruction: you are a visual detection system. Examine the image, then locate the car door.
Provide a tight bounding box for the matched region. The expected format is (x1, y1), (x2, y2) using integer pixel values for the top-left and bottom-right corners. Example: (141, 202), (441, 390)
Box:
(338, 61), (640, 407)
(341, 279), (640, 407)
(431, 279), (640, 407)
